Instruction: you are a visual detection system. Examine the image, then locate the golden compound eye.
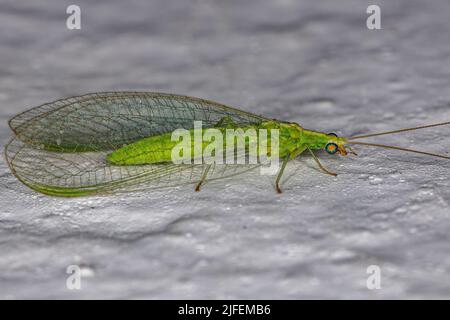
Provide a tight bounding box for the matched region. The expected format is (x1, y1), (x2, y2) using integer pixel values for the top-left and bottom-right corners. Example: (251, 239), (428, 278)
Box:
(325, 142), (338, 154)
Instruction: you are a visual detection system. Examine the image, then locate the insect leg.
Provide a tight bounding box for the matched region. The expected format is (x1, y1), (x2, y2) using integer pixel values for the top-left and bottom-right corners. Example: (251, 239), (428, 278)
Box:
(275, 155), (290, 194)
(347, 146), (358, 156)
(307, 148), (337, 176)
(195, 164), (212, 192)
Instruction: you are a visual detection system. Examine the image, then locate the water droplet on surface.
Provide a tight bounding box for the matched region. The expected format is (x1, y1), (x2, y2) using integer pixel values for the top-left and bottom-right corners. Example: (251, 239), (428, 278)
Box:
(418, 189), (434, 197)
(369, 176), (383, 185)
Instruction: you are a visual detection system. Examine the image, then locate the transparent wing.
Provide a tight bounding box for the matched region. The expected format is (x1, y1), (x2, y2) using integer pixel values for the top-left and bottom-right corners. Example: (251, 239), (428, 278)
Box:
(9, 92), (267, 151)
(5, 136), (261, 196)
(5, 92), (266, 196)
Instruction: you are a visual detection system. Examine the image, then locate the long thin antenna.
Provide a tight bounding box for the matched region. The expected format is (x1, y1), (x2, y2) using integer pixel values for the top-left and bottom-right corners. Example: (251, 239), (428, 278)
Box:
(349, 121), (450, 140)
(348, 141), (450, 160)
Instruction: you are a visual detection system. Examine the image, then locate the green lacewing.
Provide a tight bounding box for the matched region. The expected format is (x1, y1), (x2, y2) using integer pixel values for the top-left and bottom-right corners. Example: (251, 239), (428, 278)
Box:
(5, 92), (450, 197)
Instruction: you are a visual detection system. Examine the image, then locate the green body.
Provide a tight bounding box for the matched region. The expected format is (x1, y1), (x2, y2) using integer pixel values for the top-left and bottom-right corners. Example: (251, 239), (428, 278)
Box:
(107, 120), (344, 165)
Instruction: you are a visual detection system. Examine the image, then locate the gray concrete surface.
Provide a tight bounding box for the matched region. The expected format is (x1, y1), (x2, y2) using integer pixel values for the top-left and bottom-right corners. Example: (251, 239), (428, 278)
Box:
(1, 0), (450, 299)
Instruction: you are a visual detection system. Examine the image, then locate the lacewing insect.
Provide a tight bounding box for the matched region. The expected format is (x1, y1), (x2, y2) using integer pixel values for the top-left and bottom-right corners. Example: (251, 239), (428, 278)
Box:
(4, 92), (450, 197)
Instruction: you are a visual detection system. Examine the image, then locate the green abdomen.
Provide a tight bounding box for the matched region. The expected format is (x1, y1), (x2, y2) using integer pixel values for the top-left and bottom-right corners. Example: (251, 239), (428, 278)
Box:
(107, 121), (292, 165)
(107, 132), (178, 165)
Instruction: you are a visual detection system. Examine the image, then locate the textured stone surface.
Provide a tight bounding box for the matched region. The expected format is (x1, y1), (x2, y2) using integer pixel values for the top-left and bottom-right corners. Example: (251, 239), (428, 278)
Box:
(1, 0), (450, 298)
